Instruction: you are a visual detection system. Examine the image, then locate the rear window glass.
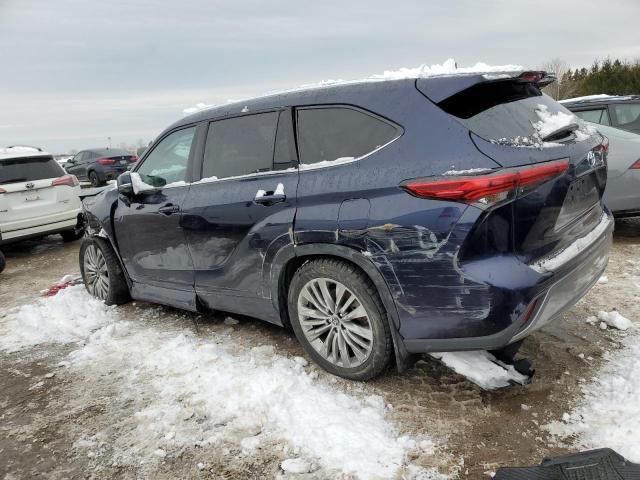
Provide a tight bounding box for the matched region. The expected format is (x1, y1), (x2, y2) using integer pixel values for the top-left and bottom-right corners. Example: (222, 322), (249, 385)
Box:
(94, 148), (131, 157)
(438, 81), (589, 147)
(296, 107), (399, 165)
(0, 156), (64, 184)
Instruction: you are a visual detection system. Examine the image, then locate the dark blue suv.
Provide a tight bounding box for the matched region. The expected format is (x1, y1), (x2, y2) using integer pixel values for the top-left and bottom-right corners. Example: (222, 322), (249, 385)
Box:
(79, 71), (613, 380)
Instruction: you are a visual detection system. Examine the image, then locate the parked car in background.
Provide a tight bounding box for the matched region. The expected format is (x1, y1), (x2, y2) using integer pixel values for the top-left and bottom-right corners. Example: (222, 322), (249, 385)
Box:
(65, 148), (137, 187)
(79, 71), (612, 380)
(0, 146), (84, 252)
(54, 154), (73, 169)
(588, 123), (640, 217)
(561, 95), (640, 134)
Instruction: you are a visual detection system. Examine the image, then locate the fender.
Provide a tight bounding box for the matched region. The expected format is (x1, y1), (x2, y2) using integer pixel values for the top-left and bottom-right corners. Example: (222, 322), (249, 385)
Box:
(269, 242), (411, 372)
(81, 188), (133, 288)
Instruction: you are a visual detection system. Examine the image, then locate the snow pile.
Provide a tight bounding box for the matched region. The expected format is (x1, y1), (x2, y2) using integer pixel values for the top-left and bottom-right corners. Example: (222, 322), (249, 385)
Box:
(130, 172), (156, 194)
(547, 329), (640, 462)
(183, 102), (215, 115)
(370, 58), (522, 80)
(533, 104), (579, 139)
(68, 323), (437, 479)
(531, 213), (612, 273)
(8, 287), (442, 478)
(0, 285), (118, 353)
(429, 351), (529, 390)
(597, 310), (634, 330)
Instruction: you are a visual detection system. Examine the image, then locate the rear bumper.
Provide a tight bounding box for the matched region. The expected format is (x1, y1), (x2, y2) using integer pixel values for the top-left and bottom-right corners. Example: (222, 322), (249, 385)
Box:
(0, 208), (81, 244)
(401, 211), (613, 353)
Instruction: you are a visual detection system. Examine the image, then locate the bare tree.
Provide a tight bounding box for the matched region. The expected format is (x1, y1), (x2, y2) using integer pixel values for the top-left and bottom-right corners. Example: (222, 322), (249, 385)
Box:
(540, 58), (570, 99)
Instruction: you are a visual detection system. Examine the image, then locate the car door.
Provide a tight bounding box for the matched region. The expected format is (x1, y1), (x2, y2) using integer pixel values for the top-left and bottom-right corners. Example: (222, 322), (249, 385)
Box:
(113, 126), (199, 308)
(66, 151), (86, 178)
(181, 110), (298, 317)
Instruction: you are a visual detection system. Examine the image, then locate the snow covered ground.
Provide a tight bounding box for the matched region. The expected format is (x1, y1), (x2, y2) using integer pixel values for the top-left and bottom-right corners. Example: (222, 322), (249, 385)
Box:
(0, 285), (446, 479)
(547, 266), (640, 462)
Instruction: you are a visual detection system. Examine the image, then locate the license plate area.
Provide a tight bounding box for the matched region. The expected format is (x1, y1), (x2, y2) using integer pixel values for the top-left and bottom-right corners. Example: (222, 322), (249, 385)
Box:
(556, 173), (600, 230)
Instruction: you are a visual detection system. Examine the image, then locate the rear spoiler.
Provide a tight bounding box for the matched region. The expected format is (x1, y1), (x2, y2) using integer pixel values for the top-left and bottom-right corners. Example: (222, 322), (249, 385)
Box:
(417, 71), (556, 103)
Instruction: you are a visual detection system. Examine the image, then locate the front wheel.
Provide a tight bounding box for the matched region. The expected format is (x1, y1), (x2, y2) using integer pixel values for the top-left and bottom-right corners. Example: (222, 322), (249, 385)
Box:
(288, 259), (392, 381)
(79, 237), (130, 305)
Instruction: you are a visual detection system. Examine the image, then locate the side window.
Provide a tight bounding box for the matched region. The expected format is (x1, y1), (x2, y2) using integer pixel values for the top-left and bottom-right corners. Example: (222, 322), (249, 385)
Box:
(296, 107), (400, 166)
(72, 152), (84, 163)
(273, 110), (298, 170)
(574, 109), (610, 126)
(137, 127), (196, 187)
(203, 112), (278, 179)
(613, 104), (640, 126)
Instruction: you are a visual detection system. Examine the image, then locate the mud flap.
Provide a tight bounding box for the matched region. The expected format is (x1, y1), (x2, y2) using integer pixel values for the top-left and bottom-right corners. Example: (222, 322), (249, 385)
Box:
(495, 448), (640, 479)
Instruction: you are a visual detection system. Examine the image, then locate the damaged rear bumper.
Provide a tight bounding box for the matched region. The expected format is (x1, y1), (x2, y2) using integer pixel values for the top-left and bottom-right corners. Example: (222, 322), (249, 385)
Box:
(401, 211), (613, 353)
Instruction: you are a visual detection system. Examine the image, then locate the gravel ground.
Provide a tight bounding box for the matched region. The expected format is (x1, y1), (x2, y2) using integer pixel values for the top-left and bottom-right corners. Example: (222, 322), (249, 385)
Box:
(1, 217), (639, 479)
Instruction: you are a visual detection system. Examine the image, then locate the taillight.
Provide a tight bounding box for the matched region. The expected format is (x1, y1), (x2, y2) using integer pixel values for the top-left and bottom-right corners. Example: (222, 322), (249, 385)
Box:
(130, 156), (138, 162)
(51, 175), (79, 187)
(601, 136), (609, 155)
(97, 158), (115, 165)
(0, 187), (6, 194)
(631, 159), (640, 170)
(402, 159), (569, 209)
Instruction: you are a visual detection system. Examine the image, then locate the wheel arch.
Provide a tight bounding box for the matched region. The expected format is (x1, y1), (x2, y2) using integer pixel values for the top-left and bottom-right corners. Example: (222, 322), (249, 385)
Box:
(272, 243), (410, 372)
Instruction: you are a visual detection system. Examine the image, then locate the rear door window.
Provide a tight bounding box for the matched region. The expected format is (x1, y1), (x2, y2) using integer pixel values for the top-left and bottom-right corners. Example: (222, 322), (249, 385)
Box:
(573, 109), (611, 126)
(203, 112), (279, 179)
(295, 107), (400, 166)
(0, 156), (64, 184)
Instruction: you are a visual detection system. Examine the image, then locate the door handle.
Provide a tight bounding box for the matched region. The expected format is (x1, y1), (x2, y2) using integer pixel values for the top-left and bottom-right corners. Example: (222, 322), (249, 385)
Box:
(254, 193), (286, 206)
(254, 184), (286, 206)
(158, 204), (180, 215)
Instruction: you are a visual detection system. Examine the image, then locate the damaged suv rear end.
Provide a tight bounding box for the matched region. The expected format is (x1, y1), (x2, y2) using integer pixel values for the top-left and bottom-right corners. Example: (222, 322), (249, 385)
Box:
(395, 72), (612, 355)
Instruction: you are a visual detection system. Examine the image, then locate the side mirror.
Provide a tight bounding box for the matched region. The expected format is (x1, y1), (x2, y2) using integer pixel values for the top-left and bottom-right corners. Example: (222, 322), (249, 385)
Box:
(117, 172), (134, 196)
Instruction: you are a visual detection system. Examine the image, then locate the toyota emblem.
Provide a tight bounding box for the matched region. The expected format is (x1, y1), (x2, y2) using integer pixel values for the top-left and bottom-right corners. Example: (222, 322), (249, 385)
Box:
(25, 182), (35, 189)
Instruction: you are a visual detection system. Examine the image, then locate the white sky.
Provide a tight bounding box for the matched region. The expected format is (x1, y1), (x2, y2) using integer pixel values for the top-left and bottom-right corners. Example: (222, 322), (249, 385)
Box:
(1, 0), (639, 153)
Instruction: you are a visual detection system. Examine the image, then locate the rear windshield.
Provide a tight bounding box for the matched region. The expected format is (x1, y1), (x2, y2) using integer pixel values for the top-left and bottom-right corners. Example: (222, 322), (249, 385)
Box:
(438, 80), (590, 147)
(0, 156), (64, 184)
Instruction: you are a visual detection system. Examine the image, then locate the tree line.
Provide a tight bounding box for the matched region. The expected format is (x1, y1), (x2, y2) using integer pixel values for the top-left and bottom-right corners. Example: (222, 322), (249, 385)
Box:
(540, 58), (640, 100)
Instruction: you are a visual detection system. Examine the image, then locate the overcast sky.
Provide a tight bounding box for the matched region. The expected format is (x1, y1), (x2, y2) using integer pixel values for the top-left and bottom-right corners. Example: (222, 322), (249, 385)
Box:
(1, 0), (639, 153)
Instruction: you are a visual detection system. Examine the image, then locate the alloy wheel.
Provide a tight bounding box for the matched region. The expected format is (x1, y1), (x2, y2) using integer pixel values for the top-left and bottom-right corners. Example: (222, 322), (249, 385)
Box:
(83, 244), (109, 300)
(297, 278), (373, 368)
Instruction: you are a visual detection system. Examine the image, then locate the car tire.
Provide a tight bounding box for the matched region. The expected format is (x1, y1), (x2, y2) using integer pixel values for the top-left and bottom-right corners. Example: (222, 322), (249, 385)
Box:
(89, 171), (104, 187)
(60, 225), (85, 242)
(79, 237), (130, 305)
(288, 258), (392, 381)
(0, 250), (5, 273)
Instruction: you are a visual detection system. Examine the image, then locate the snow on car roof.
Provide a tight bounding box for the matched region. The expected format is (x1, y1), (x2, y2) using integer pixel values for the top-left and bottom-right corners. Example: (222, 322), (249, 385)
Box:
(184, 58), (524, 115)
(0, 146), (52, 161)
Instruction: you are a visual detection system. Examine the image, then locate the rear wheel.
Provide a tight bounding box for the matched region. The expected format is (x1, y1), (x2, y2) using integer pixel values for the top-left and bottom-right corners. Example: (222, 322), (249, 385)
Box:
(0, 250), (5, 273)
(89, 171), (104, 187)
(79, 237), (130, 305)
(288, 258), (392, 380)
